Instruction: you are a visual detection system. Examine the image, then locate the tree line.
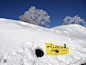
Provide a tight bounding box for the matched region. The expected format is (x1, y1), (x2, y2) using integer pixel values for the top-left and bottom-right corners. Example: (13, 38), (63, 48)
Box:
(19, 6), (86, 28)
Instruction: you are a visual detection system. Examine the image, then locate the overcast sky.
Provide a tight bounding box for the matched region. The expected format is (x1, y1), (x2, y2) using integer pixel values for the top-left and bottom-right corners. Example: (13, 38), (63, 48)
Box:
(0, 0), (86, 28)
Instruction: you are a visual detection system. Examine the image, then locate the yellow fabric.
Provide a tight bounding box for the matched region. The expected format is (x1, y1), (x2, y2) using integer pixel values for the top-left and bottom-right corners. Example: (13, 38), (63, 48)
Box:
(45, 43), (69, 55)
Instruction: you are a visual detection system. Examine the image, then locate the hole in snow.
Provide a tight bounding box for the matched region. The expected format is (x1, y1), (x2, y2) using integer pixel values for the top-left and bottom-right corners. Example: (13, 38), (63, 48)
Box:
(3, 59), (6, 63)
(35, 49), (44, 57)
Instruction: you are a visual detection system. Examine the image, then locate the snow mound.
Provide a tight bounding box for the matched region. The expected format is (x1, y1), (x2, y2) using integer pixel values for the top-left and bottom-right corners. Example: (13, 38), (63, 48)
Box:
(0, 42), (86, 65)
(0, 18), (86, 65)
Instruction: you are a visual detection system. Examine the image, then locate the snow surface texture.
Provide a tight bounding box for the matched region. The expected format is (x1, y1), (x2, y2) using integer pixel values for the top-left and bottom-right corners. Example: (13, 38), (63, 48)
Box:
(0, 18), (86, 65)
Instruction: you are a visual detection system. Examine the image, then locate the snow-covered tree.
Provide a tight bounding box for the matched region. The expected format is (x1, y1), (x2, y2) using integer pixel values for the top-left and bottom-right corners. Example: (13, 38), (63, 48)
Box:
(62, 15), (86, 27)
(19, 6), (50, 27)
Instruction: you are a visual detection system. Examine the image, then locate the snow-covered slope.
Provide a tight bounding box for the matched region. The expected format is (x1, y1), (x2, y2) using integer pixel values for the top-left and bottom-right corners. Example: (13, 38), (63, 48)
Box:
(0, 18), (86, 65)
(52, 24), (86, 48)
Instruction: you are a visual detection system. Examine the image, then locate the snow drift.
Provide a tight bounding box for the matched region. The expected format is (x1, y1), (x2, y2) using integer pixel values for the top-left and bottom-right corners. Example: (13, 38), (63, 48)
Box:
(0, 18), (86, 65)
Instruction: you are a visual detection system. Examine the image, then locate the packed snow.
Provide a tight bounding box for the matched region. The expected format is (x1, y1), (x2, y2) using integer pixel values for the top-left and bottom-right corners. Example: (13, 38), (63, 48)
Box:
(0, 18), (86, 65)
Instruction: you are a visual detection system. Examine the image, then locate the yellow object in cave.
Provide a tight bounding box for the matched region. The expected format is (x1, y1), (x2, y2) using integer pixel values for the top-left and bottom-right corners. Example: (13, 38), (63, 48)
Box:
(45, 43), (69, 55)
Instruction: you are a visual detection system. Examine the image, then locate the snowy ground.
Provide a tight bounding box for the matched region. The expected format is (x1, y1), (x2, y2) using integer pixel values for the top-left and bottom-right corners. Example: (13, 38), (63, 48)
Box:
(0, 18), (86, 65)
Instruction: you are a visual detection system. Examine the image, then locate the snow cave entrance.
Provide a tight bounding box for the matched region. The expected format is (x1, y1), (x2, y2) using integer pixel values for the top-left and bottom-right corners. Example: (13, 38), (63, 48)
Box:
(35, 49), (44, 57)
